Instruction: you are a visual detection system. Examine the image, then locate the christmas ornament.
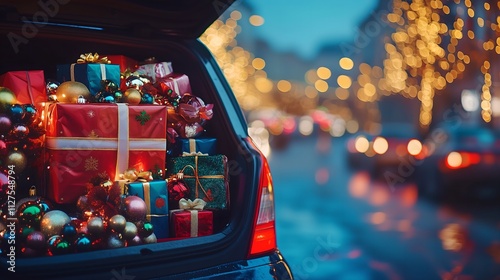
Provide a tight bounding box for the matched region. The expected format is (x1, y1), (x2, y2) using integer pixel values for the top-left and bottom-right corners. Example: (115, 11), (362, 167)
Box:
(142, 232), (157, 244)
(168, 179), (189, 206)
(125, 75), (144, 90)
(76, 195), (91, 213)
(17, 201), (43, 226)
(26, 231), (46, 250)
(106, 232), (125, 249)
(18, 225), (35, 240)
(56, 81), (91, 103)
(137, 221), (154, 238)
(0, 87), (16, 113)
(19, 246), (39, 258)
(108, 215), (126, 233)
(127, 235), (142, 246)
(122, 222), (137, 241)
(124, 88), (141, 105)
(8, 104), (25, 122)
(47, 235), (71, 255)
(0, 114), (12, 134)
(40, 210), (71, 238)
(87, 216), (105, 237)
(12, 124), (29, 139)
(5, 150), (27, 173)
(22, 104), (37, 125)
(141, 93), (154, 104)
(102, 80), (118, 93)
(0, 140), (7, 156)
(60, 223), (78, 241)
(46, 80), (60, 95)
(123, 196), (147, 222)
(74, 234), (92, 252)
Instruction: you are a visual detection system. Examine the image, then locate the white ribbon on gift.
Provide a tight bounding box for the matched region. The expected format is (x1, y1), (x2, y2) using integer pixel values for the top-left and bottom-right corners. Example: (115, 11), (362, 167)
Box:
(45, 104), (166, 181)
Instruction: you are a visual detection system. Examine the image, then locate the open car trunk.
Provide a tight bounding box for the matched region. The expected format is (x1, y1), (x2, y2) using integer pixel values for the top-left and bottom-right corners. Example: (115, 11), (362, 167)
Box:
(0, 1), (275, 279)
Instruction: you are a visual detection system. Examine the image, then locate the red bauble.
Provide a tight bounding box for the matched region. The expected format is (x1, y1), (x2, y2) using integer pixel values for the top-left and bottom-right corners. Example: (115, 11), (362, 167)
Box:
(26, 231), (46, 250)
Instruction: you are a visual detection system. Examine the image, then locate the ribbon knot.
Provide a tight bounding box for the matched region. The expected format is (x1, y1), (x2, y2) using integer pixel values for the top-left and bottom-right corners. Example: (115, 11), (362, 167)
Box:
(179, 198), (206, 210)
(119, 168), (153, 182)
(77, 53), (111, 64)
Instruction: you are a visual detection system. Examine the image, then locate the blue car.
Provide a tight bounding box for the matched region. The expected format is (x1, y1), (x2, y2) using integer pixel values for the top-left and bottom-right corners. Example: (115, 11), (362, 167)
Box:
(0, 0), (293, 279)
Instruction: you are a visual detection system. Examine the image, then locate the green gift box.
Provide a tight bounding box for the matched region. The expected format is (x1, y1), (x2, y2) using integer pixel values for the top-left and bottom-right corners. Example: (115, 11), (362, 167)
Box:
(57, 63), (121, 95)
(167, 155), (229, 210)
(127, 180), (169, 239)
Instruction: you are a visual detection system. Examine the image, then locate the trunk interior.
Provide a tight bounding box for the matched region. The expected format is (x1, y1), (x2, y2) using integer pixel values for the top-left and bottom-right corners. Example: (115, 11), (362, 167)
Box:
(0, 23), (260, 278)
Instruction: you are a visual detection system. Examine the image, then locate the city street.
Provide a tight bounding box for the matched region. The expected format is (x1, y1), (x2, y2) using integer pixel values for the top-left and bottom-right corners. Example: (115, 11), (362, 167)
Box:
(270, 133), (500, 280)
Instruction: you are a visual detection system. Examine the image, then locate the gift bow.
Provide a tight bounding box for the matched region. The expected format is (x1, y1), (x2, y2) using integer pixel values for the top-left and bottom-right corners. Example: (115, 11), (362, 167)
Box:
(119, 168), (153, 182)
(77, 53), (111, 64)
(179, 198), (206, 210)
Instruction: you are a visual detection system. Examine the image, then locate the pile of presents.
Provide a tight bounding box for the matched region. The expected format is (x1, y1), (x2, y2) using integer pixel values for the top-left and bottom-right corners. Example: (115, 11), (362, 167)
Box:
(0, 53), (229, 257)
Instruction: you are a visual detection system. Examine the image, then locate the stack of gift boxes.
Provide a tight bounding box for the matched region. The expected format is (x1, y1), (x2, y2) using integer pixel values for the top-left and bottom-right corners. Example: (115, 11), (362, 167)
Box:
(0, 53), (229, 257)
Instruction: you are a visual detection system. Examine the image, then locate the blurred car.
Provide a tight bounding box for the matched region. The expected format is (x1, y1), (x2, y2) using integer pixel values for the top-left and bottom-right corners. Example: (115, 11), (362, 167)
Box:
(0, 1), (293, 279)
(414, 124), (500, 201)
(347, 123), (423, 175)
(247, 109), (297, 150)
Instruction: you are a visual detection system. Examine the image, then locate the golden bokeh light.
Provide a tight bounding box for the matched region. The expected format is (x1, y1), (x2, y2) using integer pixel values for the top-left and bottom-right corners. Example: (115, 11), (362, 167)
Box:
(277, 80), (292, 92)
(337, 75), (352, 89)
(249, 15), (264, 26)
(317, 67), (332, 80)
(314, 80), (329, 93)
(339, 57), (354, 70)
(252, 58), (266, 70)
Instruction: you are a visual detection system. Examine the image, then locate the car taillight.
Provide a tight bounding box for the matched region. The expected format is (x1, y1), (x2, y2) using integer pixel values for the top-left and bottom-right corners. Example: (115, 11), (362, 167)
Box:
(445, 151), (481, 169)
(248, 140), (277, 257)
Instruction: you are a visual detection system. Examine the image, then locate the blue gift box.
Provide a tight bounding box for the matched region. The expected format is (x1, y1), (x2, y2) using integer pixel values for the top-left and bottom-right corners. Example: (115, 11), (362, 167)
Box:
(174, 137), (217, 156)
(57, 63), (121, 95)
(127, 180), (169, 239)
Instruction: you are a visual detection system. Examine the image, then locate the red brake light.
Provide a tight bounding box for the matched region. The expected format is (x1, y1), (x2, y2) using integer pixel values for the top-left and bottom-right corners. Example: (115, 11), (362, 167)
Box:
(248, 139), (277, 257)
(445, 151), (481, 169)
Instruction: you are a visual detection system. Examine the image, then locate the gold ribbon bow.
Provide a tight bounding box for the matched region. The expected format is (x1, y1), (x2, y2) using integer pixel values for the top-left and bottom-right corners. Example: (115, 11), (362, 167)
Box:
(179, 198), (206, 210)
(119, 168), (153, 182)
(77, 53), (111, 64)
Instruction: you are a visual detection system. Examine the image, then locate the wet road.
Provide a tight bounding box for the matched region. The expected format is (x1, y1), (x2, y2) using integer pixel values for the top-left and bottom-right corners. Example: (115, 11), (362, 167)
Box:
(269, 133), (500, 280)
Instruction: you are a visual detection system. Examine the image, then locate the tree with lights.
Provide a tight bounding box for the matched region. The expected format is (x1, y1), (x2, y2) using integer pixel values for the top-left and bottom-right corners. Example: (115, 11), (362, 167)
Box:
(379, 0), (500, 128)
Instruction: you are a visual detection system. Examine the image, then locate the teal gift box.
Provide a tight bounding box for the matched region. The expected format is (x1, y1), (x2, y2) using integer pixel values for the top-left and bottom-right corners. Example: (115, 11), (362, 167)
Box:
(127, 180), (169, 238)
(57, 63), (121, 95)
(167, 155), (229, 210)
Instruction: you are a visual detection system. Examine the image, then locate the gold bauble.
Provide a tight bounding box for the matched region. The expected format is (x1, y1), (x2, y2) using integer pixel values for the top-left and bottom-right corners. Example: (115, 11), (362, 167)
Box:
(108, 215), (127, 233)
(6, 151), (27, 173)
(40, 210), (71, 238)
(0, 87), (16, 113)
(56, 81), (90, 103)
(124, 88), (141, 105)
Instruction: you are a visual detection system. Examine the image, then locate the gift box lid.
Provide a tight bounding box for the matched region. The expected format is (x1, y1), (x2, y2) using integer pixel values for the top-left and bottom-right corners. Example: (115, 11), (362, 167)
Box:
(2, 0), (236, 39)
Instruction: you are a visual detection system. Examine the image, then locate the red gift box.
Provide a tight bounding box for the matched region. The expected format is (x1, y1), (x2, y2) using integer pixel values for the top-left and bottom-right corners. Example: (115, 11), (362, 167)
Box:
(170, 209), (213, 238)
(157, 73), (192, 97)
(104, 55), (139, 73)
(0, 70), (47, 111)
(45, 103), (167, 204)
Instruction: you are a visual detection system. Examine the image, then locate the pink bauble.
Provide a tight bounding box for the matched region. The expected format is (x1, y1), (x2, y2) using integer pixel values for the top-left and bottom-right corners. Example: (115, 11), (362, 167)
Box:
(123, 196), (147, 222)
